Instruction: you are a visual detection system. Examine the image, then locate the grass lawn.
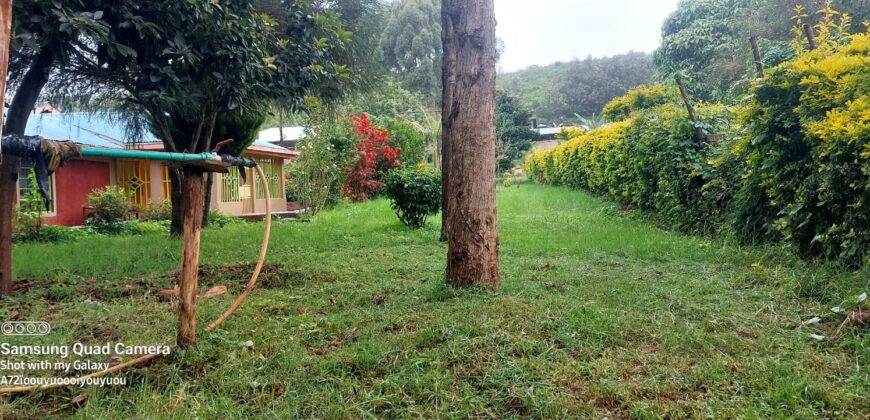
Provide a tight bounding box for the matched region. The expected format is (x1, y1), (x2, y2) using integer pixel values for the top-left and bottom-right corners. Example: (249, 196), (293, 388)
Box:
(2, 182), (868, 418)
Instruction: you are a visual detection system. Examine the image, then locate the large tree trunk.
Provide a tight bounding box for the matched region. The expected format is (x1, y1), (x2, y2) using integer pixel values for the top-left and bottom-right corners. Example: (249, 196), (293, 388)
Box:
(177, 167), (205, 347)
(0, 46), (55, 295)
(441, 0), (500, 288)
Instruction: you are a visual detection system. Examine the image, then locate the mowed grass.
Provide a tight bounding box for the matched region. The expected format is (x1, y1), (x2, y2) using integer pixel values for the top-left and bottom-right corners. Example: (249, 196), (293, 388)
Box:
(2, 182), (868, 418)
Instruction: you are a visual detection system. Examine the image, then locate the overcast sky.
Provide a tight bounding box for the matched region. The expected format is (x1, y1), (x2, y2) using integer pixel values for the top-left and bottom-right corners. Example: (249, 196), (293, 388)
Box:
(495, 0), (680, 72)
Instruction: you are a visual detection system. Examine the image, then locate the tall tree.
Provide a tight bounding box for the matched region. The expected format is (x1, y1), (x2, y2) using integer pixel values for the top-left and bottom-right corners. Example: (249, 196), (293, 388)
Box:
(441, 0), (499, 288)
(46, 0), (339, 346)
(1, 1), (111, 295)
(379, 0), (442, 103)
(495, 90), (537, 173)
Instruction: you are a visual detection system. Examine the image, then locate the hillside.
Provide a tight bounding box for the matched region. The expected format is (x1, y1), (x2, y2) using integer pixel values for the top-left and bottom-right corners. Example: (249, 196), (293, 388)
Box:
(497, 52), (654, 123)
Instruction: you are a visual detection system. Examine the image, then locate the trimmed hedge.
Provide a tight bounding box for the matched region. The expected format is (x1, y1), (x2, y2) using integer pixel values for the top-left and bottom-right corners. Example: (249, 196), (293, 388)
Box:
(527, 31), (870, 264)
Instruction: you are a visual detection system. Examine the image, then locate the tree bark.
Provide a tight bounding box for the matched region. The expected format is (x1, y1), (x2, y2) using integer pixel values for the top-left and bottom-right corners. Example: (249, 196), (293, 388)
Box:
(201, 172), (213, 227)
(177, 167), (205, 347)
(169, 167), (183, 237)
(0, 46), (55, 295)
(749, 36), (764, 78)
(676, 80), (705, 144)
(803, 24), (818, 50)
(441, 0), (500, 288)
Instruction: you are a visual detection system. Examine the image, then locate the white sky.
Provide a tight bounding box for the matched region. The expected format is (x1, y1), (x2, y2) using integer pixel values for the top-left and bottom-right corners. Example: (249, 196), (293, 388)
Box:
(494, 0), (681, 72)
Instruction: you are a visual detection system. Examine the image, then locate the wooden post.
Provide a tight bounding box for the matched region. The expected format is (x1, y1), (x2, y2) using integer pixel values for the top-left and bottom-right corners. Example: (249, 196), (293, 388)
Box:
(803, 24), (818, 50)
(177, 167), (206, 347)
(0, 0), (11, 143)
(749, 36), (764, 78)
(676, 80), (705, 144)
(0, 0), (13, 296)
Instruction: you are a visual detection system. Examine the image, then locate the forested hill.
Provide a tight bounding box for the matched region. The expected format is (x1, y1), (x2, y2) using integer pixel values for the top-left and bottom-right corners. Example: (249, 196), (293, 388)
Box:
(496, 52), (654, 123)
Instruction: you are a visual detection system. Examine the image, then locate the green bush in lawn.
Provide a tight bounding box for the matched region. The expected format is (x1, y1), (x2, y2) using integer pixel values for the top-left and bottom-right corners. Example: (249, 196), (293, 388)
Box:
(86, 186), (130, 225)
(140, 200), (172, 221)
(384, 168), (441, 228)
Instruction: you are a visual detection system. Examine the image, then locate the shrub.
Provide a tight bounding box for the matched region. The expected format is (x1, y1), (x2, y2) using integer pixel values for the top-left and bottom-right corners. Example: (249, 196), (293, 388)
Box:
(207, 211), (244, 228)
(379, 117), (426, 165)
(86, 186), (130, 225)
(13, 170), (49, 240)
(13, 225), (83, 243)
(342, 113), (401, 202)
(384, 168), (442, 228)
(601, 84), (677, 122)
(730, 30), (870, 262)
(140, 200), (172, 221)
(288, 136), (343, 215)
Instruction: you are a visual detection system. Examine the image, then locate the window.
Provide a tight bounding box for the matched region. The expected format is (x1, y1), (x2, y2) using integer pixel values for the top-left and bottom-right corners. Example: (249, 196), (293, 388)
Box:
(254, 158), (282, 200)
(116, 159), (152, 208)
(18, 165), (56, 214)
(221, 167), (241, 203)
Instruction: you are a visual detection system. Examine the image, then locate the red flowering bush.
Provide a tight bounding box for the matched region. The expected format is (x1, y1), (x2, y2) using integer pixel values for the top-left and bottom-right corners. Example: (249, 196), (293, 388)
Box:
(342, 113), (401, 201)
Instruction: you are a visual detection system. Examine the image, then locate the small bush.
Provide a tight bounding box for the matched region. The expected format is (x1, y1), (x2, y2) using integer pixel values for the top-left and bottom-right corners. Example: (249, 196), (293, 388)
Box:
(140, 200), (172, 221)
(207, 211), (244, 228)
(86, 186), (130, 225)
(384, 168), (441, 228)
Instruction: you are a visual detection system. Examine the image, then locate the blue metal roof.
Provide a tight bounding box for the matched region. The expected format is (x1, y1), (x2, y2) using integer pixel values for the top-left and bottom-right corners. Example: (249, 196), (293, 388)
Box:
(24, 112), (291, 152)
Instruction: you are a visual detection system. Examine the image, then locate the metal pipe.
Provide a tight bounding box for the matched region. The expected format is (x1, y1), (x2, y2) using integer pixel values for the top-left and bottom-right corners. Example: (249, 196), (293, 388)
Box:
(80, 148), (256, 167)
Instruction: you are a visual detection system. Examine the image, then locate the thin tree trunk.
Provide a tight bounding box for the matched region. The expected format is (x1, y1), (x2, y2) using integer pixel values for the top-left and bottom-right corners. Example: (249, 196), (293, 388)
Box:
(201, 172), (213, 227)
(0, 47), (55, 295)
(803, 24), (818, 50)
(169, 167), (183, 237)
(177, 167), (205, 347)
(677, 80), (705, 144)
(749, 36), (764, 78)
(441, 0), (500, 288)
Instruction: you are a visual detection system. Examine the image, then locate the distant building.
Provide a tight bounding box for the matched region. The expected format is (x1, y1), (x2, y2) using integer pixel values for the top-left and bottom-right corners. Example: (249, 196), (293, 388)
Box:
(259, 126), (306, 150)
(18, 113), (296, 226)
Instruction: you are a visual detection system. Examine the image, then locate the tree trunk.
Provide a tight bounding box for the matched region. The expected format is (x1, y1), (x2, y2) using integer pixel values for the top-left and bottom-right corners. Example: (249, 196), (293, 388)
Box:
(749, 36), (764, 78)
(201, 172), (213, 227)
(0, 46), (55, 295)
(177, 167), (205, 347)
(441, 0), (500, 288)
(169, 167), (183, 237)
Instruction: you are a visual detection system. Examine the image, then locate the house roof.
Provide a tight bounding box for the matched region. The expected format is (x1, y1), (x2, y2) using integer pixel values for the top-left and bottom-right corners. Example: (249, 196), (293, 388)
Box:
(258, 126), (306, 143)
(23, 112), (296, 158)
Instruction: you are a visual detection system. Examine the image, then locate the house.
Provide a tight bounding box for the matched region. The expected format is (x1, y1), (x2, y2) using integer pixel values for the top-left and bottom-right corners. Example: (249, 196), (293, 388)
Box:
(17, 112), (296, 226)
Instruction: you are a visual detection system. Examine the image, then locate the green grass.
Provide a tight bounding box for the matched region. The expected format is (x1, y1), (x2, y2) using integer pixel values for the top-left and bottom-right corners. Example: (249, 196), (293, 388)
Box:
(2, 183), (868, 418)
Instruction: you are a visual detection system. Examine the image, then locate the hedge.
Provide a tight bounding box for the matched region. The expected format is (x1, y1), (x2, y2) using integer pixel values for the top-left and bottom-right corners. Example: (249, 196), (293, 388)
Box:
(527, 30), (870, 264)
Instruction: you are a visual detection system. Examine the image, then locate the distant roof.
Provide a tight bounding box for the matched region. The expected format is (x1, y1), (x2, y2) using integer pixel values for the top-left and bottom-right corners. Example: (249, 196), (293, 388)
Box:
(258, 126), (306, 143)
(537, 127), (562, 136)
(23, 112), (293, 155)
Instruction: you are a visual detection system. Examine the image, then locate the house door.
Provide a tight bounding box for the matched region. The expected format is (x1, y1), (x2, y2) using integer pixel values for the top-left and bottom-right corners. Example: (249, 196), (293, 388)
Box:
(239, 168), (255, 214)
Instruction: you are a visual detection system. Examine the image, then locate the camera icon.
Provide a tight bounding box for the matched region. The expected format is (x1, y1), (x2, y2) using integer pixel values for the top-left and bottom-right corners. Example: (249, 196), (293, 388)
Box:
(1, 321), (51, 336)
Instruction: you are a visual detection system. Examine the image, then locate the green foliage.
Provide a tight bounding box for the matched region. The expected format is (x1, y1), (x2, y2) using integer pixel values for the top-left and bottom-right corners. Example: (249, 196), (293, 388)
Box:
(527, 93), (737, 234)
(207, 211), (245, 228)
(730, 31), (870, 263)
(140, 200), (172, 222)
(497, 52), (655, 122)
(530, 24), (870, 265)
(496, 91), (539, 173)
(601, 84), (678, 122)
(13, 170), (48, 240)
(288, 136), (344, 215)
(86, 186), (130, 226)
(378, 117), (427, 164)
(378, 0), (442, 102)
(384, 168), (441, 228)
